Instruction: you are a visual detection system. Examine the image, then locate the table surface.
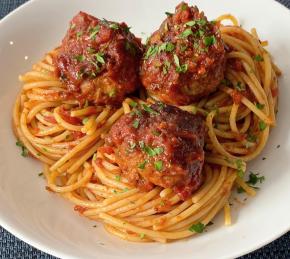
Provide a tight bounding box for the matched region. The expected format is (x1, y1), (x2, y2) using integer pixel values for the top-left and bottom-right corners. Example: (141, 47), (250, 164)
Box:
(0, 0), (289, 258)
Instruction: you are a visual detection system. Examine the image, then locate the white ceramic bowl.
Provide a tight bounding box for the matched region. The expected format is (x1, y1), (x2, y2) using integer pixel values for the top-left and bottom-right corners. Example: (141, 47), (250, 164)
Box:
(0, 0), (289, 258)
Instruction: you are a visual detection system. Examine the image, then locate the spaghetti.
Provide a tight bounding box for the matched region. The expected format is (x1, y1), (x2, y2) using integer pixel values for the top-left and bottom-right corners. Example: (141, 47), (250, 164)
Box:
(13, 15), (280, 243)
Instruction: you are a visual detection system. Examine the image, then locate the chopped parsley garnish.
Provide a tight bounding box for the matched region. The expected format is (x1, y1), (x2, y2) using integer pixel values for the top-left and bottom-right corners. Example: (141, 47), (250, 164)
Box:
(181, 4), (187, 11)
(152, 130), (161, 136)
(123, 187), (129, 192)
(162, 60), (171, 75)
(238, 172), (265, 193)
(154, 147), (164, 155)
(220, 78), (231, 86)
(154, 160), (163, 171)
(76, 31), (83, 39)
(139, 233), (145, 239)
(115, 175), (121, 182)
(179, 28), (193, 38)
(259, 121), (267, 131)
(247, 172), (265, 185)
(180, 45), (187, 52)
(89, 25), (100, 39)
(82, 117), (89, 124)
(125, 41), (137, 56)
(253, 55), (264, 62)
(95, 52), (105, 64)
(159, 42), (175, 53)
(256, 103), (265, 110)
(109, 23), (119, 30)
(173, 54), (188, 73)
(189, 222), (205, 233)
(129, 100), (137, 108)
(108, 89), (116, 97)
(16, 140), (28, 157)
(165, 11), (173, 16)
(138, 160), (147, 169)
(235, 82), (245, 91)
(185, 20), (196, 27)
(74, 54), (85, 62)
(145, 45), (159, 59)
(204, 35), (216, 47)
(132, 119), (140, 128)
(38, 172), (44, 177)
(70, 23), (76, 29)
(247, 133), (257, 143)
(142, 104), (158, 115)
(235, 159), (244, 178)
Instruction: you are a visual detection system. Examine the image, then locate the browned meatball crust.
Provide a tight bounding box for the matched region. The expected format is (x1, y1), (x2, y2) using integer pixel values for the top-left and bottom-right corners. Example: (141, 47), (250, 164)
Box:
(140, 2), (225, 105)
(104, 102), (206, 200)
(54, 12), (143, 105)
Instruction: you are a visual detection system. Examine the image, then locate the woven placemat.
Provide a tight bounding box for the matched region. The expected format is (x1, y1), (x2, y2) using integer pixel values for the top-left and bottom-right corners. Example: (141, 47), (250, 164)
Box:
(0, 0), (289, 258)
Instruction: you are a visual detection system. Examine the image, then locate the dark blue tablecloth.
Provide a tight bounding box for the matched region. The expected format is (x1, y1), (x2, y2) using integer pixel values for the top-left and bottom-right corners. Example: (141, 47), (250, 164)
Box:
(0, 0), (289, 258)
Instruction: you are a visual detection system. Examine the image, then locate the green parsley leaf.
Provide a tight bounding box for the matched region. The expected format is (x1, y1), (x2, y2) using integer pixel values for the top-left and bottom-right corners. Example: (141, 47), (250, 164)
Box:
(180, 45), (187, 52)
(152, 130), (161, 136)
(204, 35), (216, 47)
(82, 117), (89, 124)
(125, 41), (137, 56)
(154, 160), (163, 171)
(92, 153), (97, 161)
(129, 101), (137, 108)
(132, 119), (140, 128)
(153, 147), (164, 155)
(138, 160), (147, 169)
(38, 172), (44, 177)
(145, 45), (159, 59)
(173, 54), (188, 73)
(139, 233), (145, 239)
(185, 20), (195, 27)
(115, 175), (121, 182)
(144, 146), (156, 156)
(235, 82), (245, 91)
(74, 54), (85, 62)
(76, 31), (83, 39)
(165, 12), (173, 16)
(189, 222), (205, 233)
(109, 23), (119, 30)
(220, 78), (231, 86)
(176, 64), (188, 73)
(247, 172), (265, 185)
(253, 55), (264, 62)
(237, 186), (245, 193)
(173, 54), (180, 67)
(259, 121), (267, 131)
(236, 159), (245, 178)
(89, 25), (100, 39)
(16, 140), (29, 157)
(247, 134), (257, 143)
(179, 28), (193, 38)
(159, 42), (175, 53)
(181, 4), (187, 11)
(256, 103), (265, 110)
(162, 60), (171, 75)
(95, 52), (105, 64)
(142, 104), (158, 115)
(108, 89), (116, 97)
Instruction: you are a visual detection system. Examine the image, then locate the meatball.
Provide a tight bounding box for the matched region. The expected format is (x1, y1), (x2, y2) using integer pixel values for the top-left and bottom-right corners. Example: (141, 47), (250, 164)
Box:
(140, 2), (225, 105)
(104, 102), (206, 200)
(54, 12), (143, 105)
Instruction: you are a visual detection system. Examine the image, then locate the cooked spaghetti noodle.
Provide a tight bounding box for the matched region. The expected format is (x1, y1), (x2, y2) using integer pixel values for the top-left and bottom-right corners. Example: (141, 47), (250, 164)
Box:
(13, 16), (280, 243)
